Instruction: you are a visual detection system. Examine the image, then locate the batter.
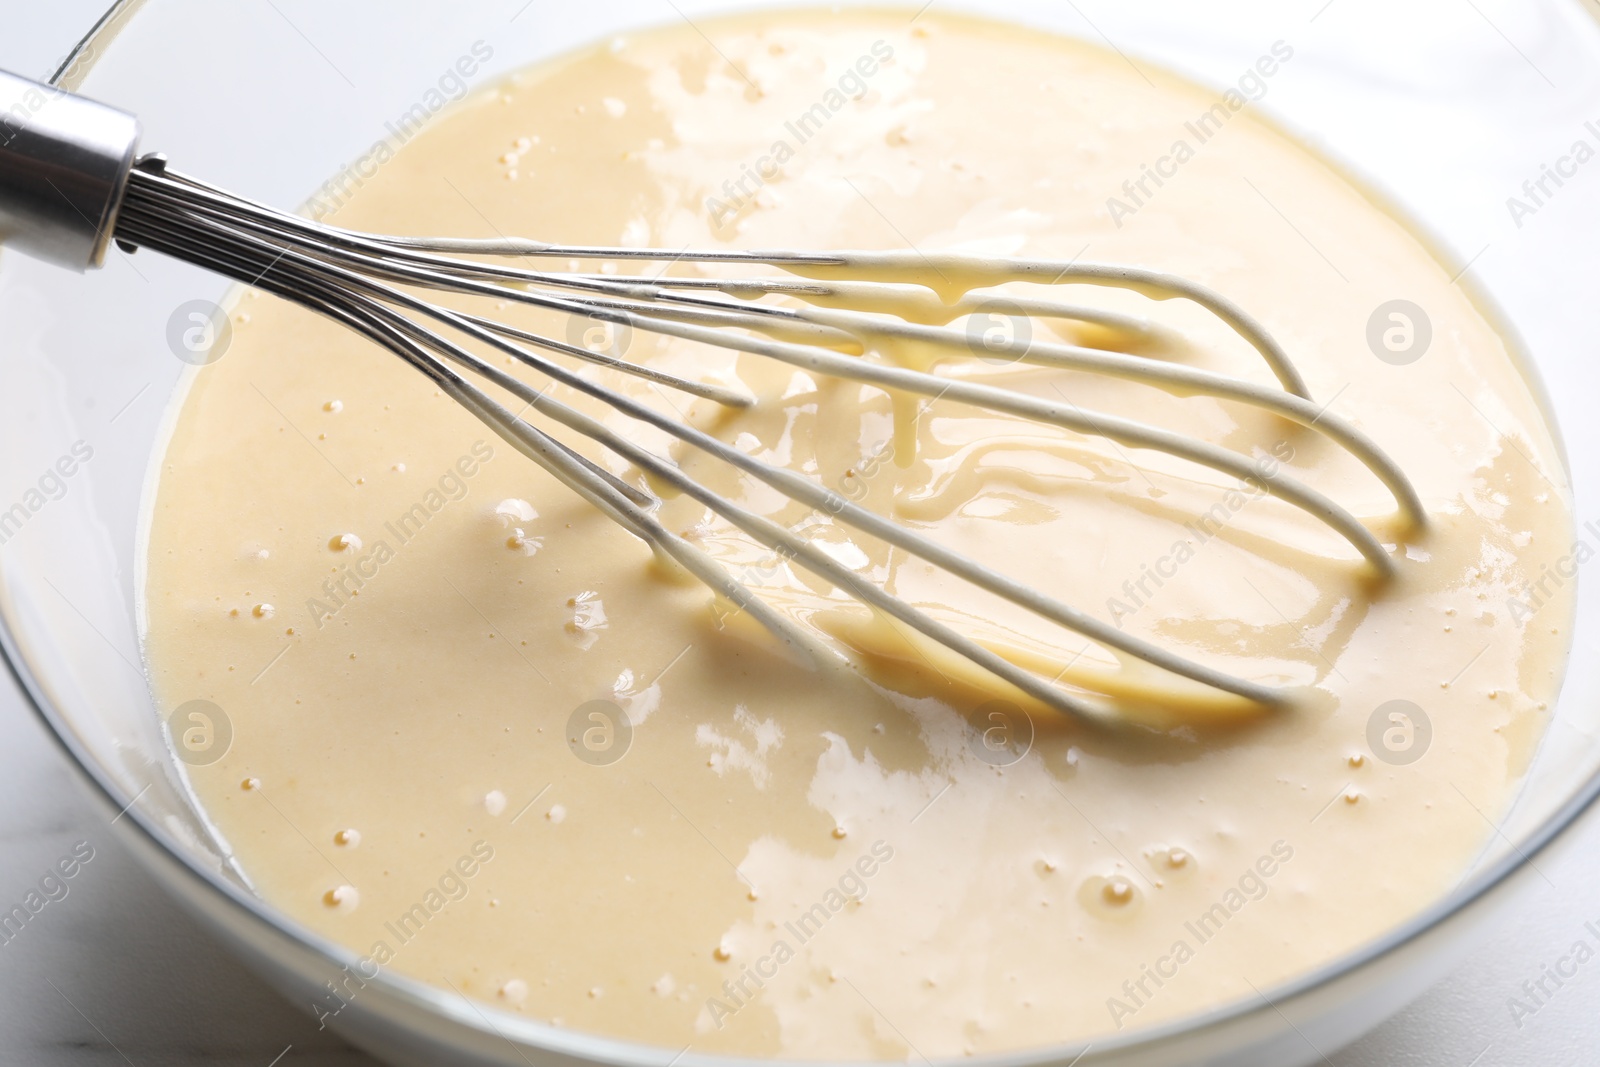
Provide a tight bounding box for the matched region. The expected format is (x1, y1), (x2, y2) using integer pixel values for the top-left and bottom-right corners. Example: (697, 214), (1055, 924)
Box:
(139, 8), (1574, 1059)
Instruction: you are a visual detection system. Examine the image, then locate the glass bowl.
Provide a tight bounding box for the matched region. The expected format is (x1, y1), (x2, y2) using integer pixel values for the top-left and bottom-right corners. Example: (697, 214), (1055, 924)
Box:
(6, 1), (1600, 1064)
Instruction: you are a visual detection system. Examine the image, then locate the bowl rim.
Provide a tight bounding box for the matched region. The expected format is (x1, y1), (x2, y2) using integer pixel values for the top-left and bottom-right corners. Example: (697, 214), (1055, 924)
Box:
(13, 1), (1600, 1063)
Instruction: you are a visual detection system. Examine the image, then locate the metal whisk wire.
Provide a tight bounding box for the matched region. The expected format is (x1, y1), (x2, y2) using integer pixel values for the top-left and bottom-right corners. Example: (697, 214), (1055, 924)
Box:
(38, 129), (1425, 723)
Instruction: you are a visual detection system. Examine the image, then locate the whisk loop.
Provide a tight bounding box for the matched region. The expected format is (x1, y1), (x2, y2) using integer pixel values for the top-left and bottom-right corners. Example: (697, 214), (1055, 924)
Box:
(101, 157), (1424, 723)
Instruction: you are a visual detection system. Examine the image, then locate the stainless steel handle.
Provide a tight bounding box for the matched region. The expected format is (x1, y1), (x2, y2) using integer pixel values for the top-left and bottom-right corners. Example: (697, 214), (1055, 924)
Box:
(0, 69), (140, 272)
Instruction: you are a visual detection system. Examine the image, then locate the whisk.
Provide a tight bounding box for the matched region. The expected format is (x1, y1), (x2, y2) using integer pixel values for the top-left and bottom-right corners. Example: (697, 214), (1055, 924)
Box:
(0, 70), (1425, 723)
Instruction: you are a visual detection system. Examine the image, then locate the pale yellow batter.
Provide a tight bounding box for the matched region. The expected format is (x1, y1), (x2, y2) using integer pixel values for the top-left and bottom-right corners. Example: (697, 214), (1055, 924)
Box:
(139, 9), (1573, 1059)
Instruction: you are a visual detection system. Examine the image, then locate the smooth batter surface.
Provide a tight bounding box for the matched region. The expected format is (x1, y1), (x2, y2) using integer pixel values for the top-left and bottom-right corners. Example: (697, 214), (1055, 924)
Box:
(140, 9), (1574, 1059)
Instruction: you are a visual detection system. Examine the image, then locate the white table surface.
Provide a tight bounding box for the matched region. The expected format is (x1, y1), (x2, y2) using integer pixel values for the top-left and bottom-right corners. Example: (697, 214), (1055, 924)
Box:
(4, 6), (1600, 1066)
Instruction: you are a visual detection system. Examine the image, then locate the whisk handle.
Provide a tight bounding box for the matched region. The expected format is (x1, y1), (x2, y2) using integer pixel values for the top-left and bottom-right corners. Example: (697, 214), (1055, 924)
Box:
(0, 69), (140, 272)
